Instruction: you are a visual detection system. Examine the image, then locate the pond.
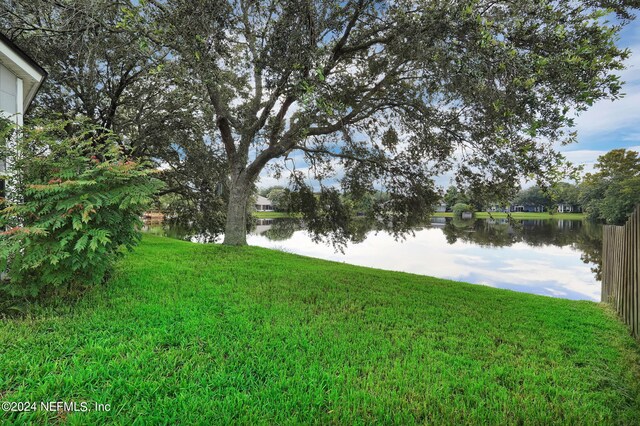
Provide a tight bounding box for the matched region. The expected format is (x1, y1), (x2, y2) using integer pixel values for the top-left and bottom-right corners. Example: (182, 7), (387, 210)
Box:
(147, 217), (603, 302)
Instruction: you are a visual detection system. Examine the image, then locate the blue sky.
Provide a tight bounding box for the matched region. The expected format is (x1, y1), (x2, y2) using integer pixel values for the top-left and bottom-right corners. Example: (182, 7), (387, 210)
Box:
(560, 17), (640, 175)
(258, 16), (640, 190)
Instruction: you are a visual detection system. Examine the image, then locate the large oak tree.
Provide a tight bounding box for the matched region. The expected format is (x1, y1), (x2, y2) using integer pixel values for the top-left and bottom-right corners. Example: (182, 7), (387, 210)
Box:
(135, 0), (638, 245)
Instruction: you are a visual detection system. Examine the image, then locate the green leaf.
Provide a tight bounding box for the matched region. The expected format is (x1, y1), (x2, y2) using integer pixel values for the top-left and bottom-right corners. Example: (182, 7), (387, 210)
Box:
(74, 235), (89, 252)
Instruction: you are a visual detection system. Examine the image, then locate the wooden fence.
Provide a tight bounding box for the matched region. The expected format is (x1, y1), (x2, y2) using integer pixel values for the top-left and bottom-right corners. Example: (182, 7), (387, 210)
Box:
(601, 206), (640, 339)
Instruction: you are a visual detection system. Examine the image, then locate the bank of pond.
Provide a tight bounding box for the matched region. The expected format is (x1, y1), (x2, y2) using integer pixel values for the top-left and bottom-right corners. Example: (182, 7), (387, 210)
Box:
(148, 216), (603, 301)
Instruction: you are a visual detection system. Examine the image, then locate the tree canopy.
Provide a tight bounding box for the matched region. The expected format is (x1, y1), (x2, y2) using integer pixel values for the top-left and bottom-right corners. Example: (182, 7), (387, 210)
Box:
(512, 186), (552, 209)
(580, 149), (640, 224)
(3, 0), (639, 245)
(549, 182), (581, 207)
(443, 186), (469, 211)
(1, 0), (230, 238)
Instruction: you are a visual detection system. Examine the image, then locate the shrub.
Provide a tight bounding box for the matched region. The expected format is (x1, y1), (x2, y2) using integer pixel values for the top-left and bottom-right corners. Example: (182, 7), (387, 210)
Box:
(452, 202), (475, 218)
(0, 118), (162, 298)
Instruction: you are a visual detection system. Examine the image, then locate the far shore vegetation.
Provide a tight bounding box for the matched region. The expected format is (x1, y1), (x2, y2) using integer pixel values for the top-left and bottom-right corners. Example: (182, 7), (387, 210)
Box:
(253, 210), (586, 221)
(433, 212), (586, 220)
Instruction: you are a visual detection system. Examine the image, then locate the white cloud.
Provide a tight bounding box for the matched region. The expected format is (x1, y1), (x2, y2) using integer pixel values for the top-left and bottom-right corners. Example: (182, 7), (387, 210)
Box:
(572, 88), (640, 138)
(617, 44), (640, 83)
(256, 173), (288, 188)
(561, 144), (640, 176)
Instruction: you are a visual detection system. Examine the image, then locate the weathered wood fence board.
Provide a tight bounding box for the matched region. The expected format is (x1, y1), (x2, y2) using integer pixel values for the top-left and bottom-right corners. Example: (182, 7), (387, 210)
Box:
(602, 206), (640, 339)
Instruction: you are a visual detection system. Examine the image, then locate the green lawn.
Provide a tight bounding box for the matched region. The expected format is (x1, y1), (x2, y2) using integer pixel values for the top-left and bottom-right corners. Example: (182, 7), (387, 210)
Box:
(255, 211), (586, 220)
(433, 212), (586, 220)
(253, 211), (299, 219)
(1, 235), (639, 424)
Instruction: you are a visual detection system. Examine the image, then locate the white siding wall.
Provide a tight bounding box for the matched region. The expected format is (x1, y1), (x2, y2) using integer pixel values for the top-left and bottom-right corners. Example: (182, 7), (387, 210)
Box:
(0, 63), (17, 116)
(0, 63), (19, 174)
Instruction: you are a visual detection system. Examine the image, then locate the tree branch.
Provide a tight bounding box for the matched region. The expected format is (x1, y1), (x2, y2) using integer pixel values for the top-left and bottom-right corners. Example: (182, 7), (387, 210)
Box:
(293, 144), (385, 167)
(240, 0), (263, 119)
(205, 83), (237, 160)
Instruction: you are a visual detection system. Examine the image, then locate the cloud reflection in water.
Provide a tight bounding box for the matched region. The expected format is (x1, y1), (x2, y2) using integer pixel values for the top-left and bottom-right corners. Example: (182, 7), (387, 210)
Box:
(247, 219), (602, 301)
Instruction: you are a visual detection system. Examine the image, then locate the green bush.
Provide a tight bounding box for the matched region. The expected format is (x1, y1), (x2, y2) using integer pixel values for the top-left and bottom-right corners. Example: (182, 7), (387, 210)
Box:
(452, 202), (475, 218)
(0, 119), (162, 298)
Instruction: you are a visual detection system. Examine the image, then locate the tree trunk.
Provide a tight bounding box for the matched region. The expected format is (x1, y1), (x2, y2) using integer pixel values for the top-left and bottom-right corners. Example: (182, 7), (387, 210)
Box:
(223, 176), (251, 245)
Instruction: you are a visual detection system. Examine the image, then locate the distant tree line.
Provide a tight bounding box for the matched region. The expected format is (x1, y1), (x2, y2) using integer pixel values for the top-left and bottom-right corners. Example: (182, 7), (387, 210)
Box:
(580, 149), (640, 225)
(440, 148), (640, 225)
(261, 148), (640, 226)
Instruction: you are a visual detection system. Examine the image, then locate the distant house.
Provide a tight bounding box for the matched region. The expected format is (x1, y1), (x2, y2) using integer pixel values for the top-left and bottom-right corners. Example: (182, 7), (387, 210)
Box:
(510, 204), (545, 213)
(434, 203), (447, 213)
(0, 32), (47, 197)
(255, 195), (273, 212)
(557, 203), (581, 213)
(487, 204), (510, 213)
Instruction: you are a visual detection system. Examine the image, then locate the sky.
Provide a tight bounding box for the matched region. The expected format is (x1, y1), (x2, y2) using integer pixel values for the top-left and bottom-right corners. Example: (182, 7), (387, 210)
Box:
(258, 16), (640, 191)
(561, 17), (640, 176)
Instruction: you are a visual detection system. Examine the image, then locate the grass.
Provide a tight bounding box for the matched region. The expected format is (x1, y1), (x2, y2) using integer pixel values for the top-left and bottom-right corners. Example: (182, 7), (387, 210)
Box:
(253, 211), (298, 219)
(255, 211), (586, 220)
(433, 212), (586, 220)
(1, 235), (639, 424)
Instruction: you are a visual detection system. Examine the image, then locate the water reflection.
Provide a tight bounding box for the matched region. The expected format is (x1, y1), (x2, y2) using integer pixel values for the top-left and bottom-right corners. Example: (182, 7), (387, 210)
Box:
(438, 218), (603, 281)
(148, 217), (604, 301)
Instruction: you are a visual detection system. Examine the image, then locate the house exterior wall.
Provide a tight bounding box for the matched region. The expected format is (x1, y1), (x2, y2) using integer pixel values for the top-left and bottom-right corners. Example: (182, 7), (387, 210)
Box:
(0, 63), (17, 116)
(557, 203), (581, 213)
(0, 63), (23, 175)
(510, 204), (545, 213)
(0, 33), (46, 113)
(254, 195), (274, 211)
(0, 64), (26, 201)
(0, 34), (45, 211)
(255, 204), (274, 211)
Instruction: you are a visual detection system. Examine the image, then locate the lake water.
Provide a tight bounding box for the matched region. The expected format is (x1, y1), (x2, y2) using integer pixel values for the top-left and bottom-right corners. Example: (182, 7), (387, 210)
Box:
(148, 217), (603, 301)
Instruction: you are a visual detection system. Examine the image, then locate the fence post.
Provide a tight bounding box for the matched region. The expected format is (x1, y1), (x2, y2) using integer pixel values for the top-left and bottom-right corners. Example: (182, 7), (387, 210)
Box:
(631, 208), (640, 337)
(602, 205), (640, 340)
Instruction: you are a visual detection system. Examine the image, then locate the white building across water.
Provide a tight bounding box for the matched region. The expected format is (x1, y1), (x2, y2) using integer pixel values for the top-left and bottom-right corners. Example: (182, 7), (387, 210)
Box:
(255, 195), (274, 212)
